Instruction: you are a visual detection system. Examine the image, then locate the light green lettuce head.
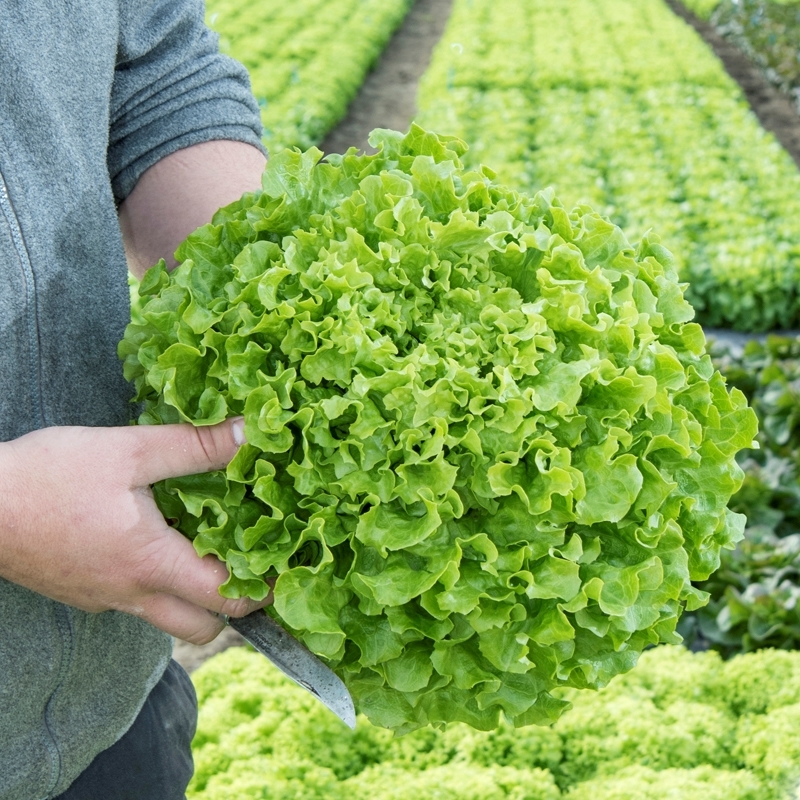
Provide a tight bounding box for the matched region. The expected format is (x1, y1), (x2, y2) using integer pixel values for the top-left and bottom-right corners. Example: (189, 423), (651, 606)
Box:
(120, 126), (757, 732)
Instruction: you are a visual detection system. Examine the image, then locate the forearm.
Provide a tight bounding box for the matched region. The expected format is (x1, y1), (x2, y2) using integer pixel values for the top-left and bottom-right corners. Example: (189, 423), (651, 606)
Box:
(118, 139), (266, 278)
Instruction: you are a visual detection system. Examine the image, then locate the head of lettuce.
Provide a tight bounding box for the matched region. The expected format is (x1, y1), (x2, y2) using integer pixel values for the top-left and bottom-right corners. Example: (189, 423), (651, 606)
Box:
(120, 126), (757, 733)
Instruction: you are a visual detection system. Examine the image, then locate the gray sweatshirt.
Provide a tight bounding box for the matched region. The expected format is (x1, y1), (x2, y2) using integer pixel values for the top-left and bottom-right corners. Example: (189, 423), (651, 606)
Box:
(0, 2), (264, 797)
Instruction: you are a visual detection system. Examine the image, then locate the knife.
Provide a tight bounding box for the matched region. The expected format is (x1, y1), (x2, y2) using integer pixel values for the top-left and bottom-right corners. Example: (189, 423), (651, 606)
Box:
(226, 610), (356, 729)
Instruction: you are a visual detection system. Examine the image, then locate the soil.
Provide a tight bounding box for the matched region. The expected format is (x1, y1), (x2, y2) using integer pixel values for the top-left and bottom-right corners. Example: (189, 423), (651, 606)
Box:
(319, 0), (454, 155)
(664, 0), (800, 170)
(173, 626), (247, 674)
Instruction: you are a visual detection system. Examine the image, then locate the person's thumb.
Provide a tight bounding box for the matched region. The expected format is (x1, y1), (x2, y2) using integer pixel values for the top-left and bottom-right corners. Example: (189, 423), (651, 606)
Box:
(127, 417), (246, 485)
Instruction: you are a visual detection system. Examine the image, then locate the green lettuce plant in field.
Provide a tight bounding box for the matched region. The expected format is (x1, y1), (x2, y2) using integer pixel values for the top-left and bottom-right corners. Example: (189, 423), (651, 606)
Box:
(687, 0), (800, 23)
(120, 127), (756, 732)
(712, 0), (800, 106)
(680, 337), (800, 654)
(187, 645), (800, 799)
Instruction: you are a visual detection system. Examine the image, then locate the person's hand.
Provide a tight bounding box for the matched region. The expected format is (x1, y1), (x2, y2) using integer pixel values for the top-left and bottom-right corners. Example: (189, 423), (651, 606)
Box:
(0, 419), (270, 644)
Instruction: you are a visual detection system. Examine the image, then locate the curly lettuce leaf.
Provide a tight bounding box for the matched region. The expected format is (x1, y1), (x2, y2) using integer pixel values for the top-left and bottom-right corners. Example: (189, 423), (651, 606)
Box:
(121, 126), (756, 732)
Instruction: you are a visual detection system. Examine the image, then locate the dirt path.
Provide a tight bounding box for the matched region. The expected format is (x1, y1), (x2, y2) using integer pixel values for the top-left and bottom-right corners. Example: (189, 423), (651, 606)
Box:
(173, 627), (246, 674)
(664, 0), (800, 170)
(320, 0), (454, 155)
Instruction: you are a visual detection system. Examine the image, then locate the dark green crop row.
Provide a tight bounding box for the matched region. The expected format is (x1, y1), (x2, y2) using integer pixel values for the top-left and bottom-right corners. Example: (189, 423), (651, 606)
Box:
(708, 0), (800, 110)
(683, 0), (799, 21)
(682, 335), (800, 655)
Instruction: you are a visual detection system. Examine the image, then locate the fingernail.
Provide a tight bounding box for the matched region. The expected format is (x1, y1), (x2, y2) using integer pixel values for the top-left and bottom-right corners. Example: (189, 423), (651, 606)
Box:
(231, 417), (246, 447)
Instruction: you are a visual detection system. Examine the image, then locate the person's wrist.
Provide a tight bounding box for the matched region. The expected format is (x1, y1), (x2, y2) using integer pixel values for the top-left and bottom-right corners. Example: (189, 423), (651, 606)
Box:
(0, 437), (28, 579)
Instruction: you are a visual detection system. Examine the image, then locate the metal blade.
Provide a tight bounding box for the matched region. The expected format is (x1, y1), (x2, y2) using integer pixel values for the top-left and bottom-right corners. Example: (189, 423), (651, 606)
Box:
(226, 610), (356, 729)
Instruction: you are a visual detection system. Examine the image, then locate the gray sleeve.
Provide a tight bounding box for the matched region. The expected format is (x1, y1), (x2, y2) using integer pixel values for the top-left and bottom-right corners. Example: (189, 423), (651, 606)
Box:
(108, 0), (266, 202)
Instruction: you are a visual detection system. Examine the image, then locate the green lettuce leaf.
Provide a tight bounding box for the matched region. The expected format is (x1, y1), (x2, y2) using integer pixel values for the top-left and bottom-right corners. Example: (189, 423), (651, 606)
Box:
(121, 126), (756, 732)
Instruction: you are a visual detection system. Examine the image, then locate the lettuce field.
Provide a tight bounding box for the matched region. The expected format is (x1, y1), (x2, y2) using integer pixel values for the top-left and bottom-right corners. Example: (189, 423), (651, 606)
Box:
(205, 0), (412, 153)
(150, 0), (800, 798)
(188, 645), (800, 800)
(416, 0), (800, 332)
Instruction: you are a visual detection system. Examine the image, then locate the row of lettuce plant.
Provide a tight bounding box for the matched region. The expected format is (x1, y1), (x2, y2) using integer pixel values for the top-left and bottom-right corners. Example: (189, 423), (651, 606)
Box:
(683, 0), (799, 21)
(680, 335), (800, 655)
(698, 0), (800, 115)
(187, 644), (800, 800)
(205, 0), (411, 154)
(415, 0), (800, 331)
